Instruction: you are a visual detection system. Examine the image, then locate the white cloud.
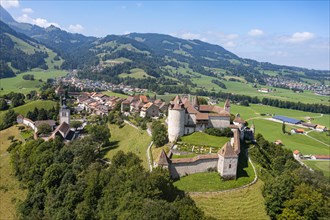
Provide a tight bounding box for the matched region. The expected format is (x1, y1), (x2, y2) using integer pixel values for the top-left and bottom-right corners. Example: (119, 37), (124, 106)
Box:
(224, 41), (236, 48)
(0, 0), (19, 9)
(181, 32), (201, 40)
(22, 7), (33, 14)
(248, 29), (264, 36)
(284, 32), (315, 43)
(16, 14), (60, 28)
(136, 2), (143, 8)
(68, 24), (84, 33)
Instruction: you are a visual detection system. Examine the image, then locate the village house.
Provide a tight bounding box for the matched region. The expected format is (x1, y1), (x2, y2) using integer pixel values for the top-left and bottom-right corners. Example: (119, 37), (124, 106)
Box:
(121, 95), (167, 117)
(140, 102), (159, 118)
(291, 128), (305, 134)
(76, 93), (123, 116)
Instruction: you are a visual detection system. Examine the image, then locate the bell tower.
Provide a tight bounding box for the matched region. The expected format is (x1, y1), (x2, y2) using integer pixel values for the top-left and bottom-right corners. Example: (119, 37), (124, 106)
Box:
(59, 97), (70, 125)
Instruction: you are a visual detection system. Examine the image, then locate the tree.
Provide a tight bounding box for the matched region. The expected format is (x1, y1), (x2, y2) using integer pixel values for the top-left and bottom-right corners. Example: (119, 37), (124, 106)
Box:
(0, 110), (17, 130)
(87, 124), (110, 147)
(37, 123), (52, 135)
(0, 98), (8, 110)
(71, 121), (82, 131)
(282, 122), (286, 134)
(151, 121), (168, 147)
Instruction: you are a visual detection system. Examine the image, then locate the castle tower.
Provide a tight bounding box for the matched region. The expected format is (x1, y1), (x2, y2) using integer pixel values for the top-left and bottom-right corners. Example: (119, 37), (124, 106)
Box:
(157, 150), (170, 169)
(224, 98), (230, 112)
(217, 142), (238, 180)
(168, 95), (185, 142)
(59, 97), (70, 125)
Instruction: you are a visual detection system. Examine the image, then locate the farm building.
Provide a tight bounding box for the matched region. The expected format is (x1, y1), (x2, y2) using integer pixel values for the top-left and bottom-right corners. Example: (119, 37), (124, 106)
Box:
(272, 115), (301, 124)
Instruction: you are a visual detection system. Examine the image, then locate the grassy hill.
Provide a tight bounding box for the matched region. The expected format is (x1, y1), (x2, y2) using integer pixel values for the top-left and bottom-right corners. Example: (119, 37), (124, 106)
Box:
(0, 70), (67, 94)
(0, 100), (57, 124)
(191, 180), (269, 219)
(0, 126), (27, 219)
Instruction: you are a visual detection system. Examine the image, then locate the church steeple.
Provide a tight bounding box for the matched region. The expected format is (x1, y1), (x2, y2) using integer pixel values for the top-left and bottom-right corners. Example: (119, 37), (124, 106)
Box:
(224, 98), (230, 112)
(59, 97), (70, 125)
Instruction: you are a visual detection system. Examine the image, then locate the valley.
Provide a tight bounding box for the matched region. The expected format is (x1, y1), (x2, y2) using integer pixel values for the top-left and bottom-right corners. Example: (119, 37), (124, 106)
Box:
(0, 3), (329, 220)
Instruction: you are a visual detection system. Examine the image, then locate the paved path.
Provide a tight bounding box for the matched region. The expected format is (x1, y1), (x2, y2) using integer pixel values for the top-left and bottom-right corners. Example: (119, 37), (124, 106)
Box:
(147, 141), (154, 171)
(124, 120), (139, 130)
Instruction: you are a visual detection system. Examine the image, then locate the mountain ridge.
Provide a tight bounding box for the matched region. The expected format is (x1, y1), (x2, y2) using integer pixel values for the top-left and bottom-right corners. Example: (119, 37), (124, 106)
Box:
(0, 5), (328, 84)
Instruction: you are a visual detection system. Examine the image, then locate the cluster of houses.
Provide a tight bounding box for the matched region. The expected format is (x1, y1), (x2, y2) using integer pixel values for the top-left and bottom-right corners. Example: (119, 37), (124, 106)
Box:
(265, 75), (330, 96)
(57, 71), (148, 94)
(76, 92), (124, 116)
(121, 95), (167, 118)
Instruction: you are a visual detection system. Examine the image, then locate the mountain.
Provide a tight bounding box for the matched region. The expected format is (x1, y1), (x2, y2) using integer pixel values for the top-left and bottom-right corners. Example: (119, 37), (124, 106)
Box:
(0, 20), (65, 78)
(1, 6), (328, 85)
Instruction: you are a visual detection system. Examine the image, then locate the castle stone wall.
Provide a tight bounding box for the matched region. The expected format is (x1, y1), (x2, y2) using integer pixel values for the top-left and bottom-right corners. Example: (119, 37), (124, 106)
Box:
(169, 158), (218, 178)
(209, 116), (230, 128)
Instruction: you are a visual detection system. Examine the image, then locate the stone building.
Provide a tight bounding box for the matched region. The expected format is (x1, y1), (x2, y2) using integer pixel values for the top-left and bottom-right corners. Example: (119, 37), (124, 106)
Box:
(167, 95), (231, 142)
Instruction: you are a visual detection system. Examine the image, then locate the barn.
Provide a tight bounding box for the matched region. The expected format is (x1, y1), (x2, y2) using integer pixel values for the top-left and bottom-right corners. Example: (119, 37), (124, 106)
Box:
(272, 115), (301, 124)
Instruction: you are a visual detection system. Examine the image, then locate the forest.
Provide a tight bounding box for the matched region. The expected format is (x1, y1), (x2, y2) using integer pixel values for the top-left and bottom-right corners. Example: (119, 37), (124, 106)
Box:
(249, 134), (330, 219)
(9, 127), (210, 220)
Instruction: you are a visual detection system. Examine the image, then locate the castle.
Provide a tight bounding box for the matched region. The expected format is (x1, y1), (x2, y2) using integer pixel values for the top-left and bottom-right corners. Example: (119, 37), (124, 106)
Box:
(157, 95), (254, 180)
(167, 95), (231, 142)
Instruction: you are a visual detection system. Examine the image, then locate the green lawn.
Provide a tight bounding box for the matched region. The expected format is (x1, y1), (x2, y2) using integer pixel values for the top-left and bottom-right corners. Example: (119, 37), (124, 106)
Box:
(0, 70), (67, 95)
(191, 180), (269, 220)
(302, 160), (330, 178)
(105, 123), (151, 168)
(0, 126), (27, 219)
(180, 132), (229, 147)
(0, 100), (57, 124)
(174, 158), (255, 192)
(253, 119), (329, 155)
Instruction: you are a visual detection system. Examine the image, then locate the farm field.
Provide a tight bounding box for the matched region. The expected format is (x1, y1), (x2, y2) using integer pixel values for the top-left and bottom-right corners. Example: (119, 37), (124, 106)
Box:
(307, 131), (330, 144)
(0, 70), (67, 95)
(0, 126), (27, 220)
(0, 100), (57, 124)
(302, 160), (330, 178)
(105, 123), (151, 169)
(191, 180), (269, 220)
(219, 102), (329, 126)
(180, 132), (229, 147)
(253, 119), (329, 155)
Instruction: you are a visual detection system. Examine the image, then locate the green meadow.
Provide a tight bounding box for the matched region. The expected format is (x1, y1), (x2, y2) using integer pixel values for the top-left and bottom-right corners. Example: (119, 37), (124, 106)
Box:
(252, 119), (329, 155)
(0, 100), (57, 124)
(0, 126), (27, 220)
(119, 68), (153, 79)
(0, 70), (67, 95)
(302, 160), (330, 178)
(105, 123), (151, 169)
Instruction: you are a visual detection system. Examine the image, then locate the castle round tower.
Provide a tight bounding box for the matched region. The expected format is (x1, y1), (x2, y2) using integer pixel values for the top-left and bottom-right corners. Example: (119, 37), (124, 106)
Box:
(168, 95), (185, 142)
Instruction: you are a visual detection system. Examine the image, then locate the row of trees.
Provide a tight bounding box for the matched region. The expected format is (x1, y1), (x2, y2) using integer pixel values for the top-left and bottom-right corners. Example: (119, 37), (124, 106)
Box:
(249, 134), (330, 219)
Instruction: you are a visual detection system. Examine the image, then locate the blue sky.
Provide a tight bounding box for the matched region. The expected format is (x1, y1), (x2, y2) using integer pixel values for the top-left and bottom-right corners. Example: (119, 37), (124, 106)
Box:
(1, 0), (329, 70)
